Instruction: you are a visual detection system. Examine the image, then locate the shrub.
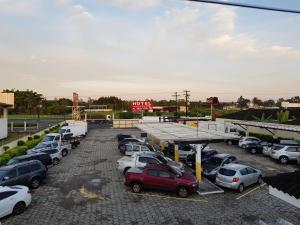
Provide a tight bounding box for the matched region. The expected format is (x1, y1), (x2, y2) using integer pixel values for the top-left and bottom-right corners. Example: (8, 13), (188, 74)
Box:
(238, 130), (246, 136)
(17, 140), (25, 146)
(119, 112), (135, 119)
(34, 135), (40, 139)
(28, 136), (33, 141)
(44, 130), (50, 134)
(249, 132), (274, 142)
(3, 146), (10, 151)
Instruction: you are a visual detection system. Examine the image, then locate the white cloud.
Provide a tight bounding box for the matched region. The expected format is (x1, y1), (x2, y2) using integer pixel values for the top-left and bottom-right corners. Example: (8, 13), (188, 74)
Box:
(0, 0), (38, 15)
(98, 0), (161, 10)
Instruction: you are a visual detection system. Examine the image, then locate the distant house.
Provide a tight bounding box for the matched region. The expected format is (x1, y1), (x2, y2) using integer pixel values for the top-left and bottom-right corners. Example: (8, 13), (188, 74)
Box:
(281, 101), (300, 108)
(0, 93), (14, 140)
(263, 170), (300, 209)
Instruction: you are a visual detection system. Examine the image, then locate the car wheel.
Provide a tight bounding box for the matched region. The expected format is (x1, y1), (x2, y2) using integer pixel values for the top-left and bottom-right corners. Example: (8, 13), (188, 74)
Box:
(279, 156), (288, 164)
(53, 158), (60, 165)
(62, 149), (68, 157)
(251, 149), (257, 154)
(131, 183), (142, 193)
(30, 177), (41, 189)
(241, 145), (246, 149)
(238, 184), (244, 193)
(227, 140), (233, 145)
(257, 176), (263, 185)
(177, 186), (189, 198)
(13, 202), (26, 215)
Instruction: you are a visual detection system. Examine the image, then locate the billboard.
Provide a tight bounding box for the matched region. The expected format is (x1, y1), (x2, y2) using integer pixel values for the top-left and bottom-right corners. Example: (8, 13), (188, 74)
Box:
(131, 101), (153, 112)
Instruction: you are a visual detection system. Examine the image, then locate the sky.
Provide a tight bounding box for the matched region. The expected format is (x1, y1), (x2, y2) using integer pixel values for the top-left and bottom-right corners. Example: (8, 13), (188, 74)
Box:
(0, 0), (300, 101)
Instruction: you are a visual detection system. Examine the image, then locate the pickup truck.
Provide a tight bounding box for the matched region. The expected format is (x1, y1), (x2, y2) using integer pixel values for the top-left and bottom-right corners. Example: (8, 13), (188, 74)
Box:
(27, 140), (70, 157)
(124, 164), (198, 198)
(42, 133), (80, 149)
(116, 152), (184, 174)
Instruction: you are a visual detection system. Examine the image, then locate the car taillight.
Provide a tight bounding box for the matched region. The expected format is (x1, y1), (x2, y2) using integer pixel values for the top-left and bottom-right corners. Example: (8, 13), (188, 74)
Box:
(232, 177), (240, 182)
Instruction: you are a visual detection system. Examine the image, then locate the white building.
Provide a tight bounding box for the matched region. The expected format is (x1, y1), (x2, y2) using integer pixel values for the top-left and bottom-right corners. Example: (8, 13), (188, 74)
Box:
(0, 93), (14, 140)
(281, 101), (300, 108)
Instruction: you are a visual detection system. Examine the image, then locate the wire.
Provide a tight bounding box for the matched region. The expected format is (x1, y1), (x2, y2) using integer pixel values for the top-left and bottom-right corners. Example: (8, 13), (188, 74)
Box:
(185, 0), (300, 14)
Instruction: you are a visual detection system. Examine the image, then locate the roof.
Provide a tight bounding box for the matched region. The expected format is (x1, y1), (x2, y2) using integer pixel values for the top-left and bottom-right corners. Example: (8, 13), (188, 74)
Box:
(263, 170), (300, 199)
(222, 163), (248, 170)
(136, 123), (239, 144)
(221, 108), (300, 125)
(0, 102), (12, 108)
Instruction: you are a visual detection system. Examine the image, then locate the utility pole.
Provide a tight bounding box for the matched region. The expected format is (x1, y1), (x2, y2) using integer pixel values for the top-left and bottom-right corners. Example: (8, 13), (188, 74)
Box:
(183, 90), (190, 117)
(172, 92), (180, 116)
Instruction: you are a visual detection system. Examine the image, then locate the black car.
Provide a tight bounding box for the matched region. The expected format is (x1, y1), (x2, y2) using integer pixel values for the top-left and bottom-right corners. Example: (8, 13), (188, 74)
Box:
(202, 154), (237, 179)
(165, 141), (194, 157)
(116, 134), (136, 142)
(186, 149), (218, 168)
(0, 160), (47, 189)
(7, 153), (52, 168)
(245, 141), (273, 154)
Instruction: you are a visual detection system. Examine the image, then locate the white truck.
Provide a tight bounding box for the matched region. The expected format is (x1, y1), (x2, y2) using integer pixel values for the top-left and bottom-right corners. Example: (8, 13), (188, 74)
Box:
(59, 121), (87, 138)
(116, 152), (184, 174)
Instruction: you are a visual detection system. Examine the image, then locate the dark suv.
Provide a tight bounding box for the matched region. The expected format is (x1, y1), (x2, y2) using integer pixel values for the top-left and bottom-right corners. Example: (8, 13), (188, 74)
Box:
(7, 153), (52, 168)
(0, 160), (47, 189)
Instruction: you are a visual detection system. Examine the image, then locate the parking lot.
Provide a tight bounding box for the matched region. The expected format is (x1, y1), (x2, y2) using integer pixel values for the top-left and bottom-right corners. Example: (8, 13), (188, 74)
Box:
(2, 128), (300, 225)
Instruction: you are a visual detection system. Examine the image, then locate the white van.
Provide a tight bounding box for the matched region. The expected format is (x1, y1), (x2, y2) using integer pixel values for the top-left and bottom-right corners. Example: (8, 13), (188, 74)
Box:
(60, 123), (87, 138)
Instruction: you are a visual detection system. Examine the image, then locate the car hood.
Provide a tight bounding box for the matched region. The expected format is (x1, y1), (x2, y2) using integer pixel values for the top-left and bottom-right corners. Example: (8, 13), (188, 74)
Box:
(167, 161), (183, 169)
(203, 164), (219, 172)
(180, 172), (197, 182)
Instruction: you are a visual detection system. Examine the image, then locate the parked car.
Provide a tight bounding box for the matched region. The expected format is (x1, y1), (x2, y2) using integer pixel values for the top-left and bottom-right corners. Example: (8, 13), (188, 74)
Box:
(122, 143), (157, 156)
(238, 137), (260, 149)
(186, 148), (218, 169)
(117, 134), (136, 142)
(116, 152), (184, 174)
(42, 133), (76, 152)
(39, 149), (62, 165)
(202, 154), (237, 179)
(263, 140), (299, 157)
(215, 164), (263, 193)
(0, 185), (32, 218)
(165, 141), (195, 160)
(270, 145), (300, 164)
(124, 164), (198, 198)
(7, 153), (52, 168)
(118, 138), (145, 150)
(244, 142), (264, 154)
(0, 160), (47, 189)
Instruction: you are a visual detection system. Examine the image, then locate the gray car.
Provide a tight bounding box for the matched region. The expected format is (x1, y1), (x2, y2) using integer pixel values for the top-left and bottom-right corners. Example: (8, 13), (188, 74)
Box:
(215, 163), (263, 193)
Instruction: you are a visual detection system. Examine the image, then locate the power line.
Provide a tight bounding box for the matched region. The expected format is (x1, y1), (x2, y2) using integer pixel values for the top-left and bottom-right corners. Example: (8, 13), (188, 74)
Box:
(185, 0), (300, 14)
(183, 90), (191, 117)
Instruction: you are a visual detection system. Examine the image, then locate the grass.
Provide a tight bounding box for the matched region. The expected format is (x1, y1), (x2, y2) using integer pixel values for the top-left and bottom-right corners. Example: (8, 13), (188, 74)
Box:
(8, 114), (72, 119)
(0, 132), (29, 146)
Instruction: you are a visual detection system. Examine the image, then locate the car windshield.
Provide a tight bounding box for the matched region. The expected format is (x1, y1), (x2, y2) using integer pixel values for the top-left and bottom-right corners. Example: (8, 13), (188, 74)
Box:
(7, 159), (17, 165)
(219, 168), (236, 176)
(273, 145), (284, 150)
(43, 136), (55, 142)
(168, 167), (182, 177)
(35, 142), (49, 149)
(59, 129), (66, 134)
(206, 157), (223, 166)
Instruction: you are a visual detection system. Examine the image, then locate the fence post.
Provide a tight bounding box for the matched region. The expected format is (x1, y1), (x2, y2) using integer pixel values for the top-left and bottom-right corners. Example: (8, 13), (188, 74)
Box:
(24, 121), (27, 132)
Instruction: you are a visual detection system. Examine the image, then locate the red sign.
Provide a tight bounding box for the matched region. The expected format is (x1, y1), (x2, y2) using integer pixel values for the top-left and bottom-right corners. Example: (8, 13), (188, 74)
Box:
(131, 101), (153, 112)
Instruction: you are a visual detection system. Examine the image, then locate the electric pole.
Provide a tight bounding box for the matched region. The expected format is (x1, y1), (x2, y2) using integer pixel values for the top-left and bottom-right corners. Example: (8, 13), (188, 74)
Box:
(183, 90), (190, 117)
(172, 92), (180, 116)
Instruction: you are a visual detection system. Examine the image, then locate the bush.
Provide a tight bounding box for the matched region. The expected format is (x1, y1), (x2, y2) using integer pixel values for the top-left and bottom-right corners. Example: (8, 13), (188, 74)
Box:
(3, 146), (10, 151)
(17, 140), (25, 146)
(34, 135), (40, 139)
(44, 130), (50, 134)
(28, 136), (33, 141)
(249, 132), (274, 142)
(119, 112), (135, 119)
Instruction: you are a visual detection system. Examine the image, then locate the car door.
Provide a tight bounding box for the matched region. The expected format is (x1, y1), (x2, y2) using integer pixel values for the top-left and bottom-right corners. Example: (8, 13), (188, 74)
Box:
(239, 168), (251, 186)
(157, 170), (176, 190)
(144, 169), (160, 188)
(136, 157), (148, 168)
(1, 169), (17, 186)
(285, 146), (299, 160)
(132, 145), (141, 155)
(0, 191), (18, 218)
(246, 167), (259, 185)
(125, 145), (133, 155)
(16, 165), (32, 186)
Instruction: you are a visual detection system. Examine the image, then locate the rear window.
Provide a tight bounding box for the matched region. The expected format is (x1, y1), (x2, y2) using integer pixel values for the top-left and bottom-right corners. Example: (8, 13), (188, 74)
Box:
(219, 168), (236, 176)
(273, 145), (284, 150)
(18, 165), (32, 175)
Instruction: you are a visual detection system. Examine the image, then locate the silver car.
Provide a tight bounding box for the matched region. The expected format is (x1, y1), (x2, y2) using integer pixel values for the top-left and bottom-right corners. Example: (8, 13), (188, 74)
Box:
(270, 145), (300, 164)
(216, 164), (263, 193)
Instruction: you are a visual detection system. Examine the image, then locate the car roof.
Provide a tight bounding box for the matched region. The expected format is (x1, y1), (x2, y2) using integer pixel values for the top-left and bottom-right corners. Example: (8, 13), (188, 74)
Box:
(145, 164), (170, 170)
(222, 163), (248, 170)
(13, 153), (47, 159)
(135, 152), (160, 157)
(213, 153), (232, 159)
(2, 160), (41, 169)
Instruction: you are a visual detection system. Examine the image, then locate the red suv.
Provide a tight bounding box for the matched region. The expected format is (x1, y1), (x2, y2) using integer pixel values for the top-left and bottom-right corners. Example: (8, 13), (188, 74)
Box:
(124, 164), (198, 198)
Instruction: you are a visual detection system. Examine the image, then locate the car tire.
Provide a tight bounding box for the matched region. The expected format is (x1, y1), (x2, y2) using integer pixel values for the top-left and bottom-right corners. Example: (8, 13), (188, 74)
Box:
(177, 186), (189, 198)
(62, 149), (68, 157)
(238, 184), (244, 193)
(30, 177), (41, 189)
(131, 182), (142, 193)
(241, 145), (246, 149)
(251, 149), (257, 154)
(227, 140), (233, 145)
(279, 156), (288, 164)
(257, 176), (263, 185)
(13, 202), (26, 215)
(53, 158), (60, 165)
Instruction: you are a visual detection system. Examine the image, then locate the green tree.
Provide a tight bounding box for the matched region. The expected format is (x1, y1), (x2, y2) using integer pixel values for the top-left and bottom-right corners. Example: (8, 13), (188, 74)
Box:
(237, 96), (250, 109)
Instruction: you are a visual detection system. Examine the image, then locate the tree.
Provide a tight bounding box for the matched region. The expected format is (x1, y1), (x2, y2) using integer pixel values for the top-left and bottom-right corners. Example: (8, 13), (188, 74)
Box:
(263, 99), (275, 108)
(252, 97), (263, 106)
(237, 96), (250, 109)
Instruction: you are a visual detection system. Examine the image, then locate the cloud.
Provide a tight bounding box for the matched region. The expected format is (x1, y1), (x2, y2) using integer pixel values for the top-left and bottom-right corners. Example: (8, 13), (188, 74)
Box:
(71, 4), (93, 20)
(0, 0), (39, 15)
(98, 0), (161, 10)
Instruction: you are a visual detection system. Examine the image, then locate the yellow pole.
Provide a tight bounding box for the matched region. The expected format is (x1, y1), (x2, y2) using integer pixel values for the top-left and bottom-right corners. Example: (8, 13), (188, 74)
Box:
(174, 144), (179, 162)
(152, 136), (156, 145)
(160, 141), (165, 152)
(196, 144), (202, 182)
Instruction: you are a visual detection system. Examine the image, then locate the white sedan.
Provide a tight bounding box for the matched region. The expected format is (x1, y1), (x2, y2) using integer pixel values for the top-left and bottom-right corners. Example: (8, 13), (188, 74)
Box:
(0, 185), (32, 218)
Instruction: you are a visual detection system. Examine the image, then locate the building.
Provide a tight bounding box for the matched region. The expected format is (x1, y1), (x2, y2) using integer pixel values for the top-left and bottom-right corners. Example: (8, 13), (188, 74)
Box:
(281, 101), (300, 108)
(0, 93), (14, 140)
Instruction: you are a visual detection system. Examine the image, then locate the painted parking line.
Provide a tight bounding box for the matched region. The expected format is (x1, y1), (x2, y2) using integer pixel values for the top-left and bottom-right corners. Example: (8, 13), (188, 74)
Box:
(266, 167), (276, 171)
(236, 183), (266, 200)
(127, 192), (208, 203)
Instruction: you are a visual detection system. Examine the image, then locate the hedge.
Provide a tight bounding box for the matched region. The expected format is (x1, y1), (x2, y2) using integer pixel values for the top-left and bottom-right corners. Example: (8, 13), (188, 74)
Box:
(17, 140), (25, 146)
(0, 124), (61, 166)
(249, 132), (274, 142)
